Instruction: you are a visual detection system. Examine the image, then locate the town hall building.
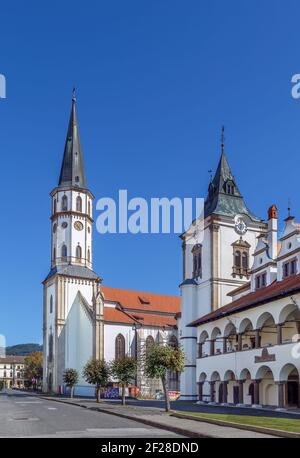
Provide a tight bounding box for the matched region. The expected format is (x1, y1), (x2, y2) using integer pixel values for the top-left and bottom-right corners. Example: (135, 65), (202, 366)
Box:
(180, 139), (300, 409)
(42, 95), (180, 396)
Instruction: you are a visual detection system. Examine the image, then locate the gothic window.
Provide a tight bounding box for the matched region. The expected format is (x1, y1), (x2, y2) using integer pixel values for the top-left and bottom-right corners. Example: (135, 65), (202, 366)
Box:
(61, 244), (67, 258)
(48, 333), (53, 363)
(50, 295), (53, 314)
(76, 244), (82, 260)
(232, 240), (250, 278)
(192, 244), (202, 278)
(76, 196), (82, 212)
(115, 334), (125, 360)
(168, 335), (178, 348)
(146, 335), (155, 354)
(62, 195), (68, 211)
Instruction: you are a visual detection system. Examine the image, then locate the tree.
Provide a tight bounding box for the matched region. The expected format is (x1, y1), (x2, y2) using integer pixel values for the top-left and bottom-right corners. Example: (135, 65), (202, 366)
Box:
(63, 368), (79, 398)
(111, 356), (137, 406)
(83, 359), (110, 403)
(24, 352), (43, 390)
(145, 344), (184, 412)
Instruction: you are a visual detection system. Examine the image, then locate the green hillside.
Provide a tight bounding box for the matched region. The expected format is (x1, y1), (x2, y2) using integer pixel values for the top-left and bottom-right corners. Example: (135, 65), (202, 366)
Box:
(6, 343), (43, 356)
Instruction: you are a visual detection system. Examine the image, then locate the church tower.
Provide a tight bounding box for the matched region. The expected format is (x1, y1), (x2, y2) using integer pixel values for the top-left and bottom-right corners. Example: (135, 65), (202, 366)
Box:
(179, 135), (267, 400)
(43, 93), (103, 393)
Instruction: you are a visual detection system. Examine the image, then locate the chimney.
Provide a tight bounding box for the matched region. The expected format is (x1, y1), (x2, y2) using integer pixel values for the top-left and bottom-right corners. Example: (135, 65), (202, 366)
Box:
(268, 205), (277, 260)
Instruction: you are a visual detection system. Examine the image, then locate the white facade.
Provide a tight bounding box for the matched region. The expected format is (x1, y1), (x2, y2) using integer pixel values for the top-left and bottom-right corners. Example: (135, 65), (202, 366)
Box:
(179, 150), (266, 399)
(0, 357), (25, 388)
(43, 97), (180, 397)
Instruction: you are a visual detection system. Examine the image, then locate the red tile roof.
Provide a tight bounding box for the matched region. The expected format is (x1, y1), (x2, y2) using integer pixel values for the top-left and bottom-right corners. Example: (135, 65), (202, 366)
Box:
(102, 286), (180, 314)
(188, 273), (300, 327)
(0, 356), (25, 363)
(104, 307), (177, 328)
(102, 286), (180, 328)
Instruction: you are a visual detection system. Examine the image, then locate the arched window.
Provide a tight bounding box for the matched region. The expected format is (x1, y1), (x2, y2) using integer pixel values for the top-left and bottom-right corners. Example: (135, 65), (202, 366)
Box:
(76, 196), (82, 212)
(61, 244), (67, 258)
(53, 247), (56, 262)
(232, 239), (250, 278)
(168, 335), (178, 348)
(225, 180), (235, 195)
(88, 201), (91, 216)
(192, 244), (202, 278)
(62, 195), (68, 211)
(50, 295), (53, 314)
(235, 250), (241, 268)
(115, 334), (125, 360)
(242, 252), (248, 273)
(87, 249), (91, 263)
(53, 199), (57, 214)
(76, 244), (82, 260)
(48, 333), (53, 362)
(146, 335), (155, 354)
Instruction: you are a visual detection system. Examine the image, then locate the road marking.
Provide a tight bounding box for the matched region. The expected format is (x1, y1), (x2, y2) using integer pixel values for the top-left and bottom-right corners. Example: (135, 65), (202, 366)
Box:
(15, 401), (42, 404)
(47, 407), (57, 410)
(8, 417), (40, 421)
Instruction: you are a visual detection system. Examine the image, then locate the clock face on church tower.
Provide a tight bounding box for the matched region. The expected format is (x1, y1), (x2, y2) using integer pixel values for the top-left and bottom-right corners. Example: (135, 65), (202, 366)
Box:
(74, 221), (83, 231)
(234, 217), (248, 235)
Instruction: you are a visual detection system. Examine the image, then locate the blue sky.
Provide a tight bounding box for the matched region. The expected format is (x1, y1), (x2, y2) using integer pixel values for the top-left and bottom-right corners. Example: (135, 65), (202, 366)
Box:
(1, 0), (300, 345)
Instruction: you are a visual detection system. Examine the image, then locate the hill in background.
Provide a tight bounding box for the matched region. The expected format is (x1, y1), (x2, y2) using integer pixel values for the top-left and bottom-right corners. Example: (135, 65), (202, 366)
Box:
(6, 343), (43, 356)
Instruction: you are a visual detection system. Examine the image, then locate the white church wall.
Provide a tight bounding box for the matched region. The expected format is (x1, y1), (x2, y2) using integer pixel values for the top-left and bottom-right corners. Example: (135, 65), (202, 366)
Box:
(104, 323), (135, 362)
(65, 293), (93, 384)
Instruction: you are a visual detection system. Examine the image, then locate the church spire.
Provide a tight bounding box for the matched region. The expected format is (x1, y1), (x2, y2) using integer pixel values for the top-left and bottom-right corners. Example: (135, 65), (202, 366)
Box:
(58, 91), (87, 189)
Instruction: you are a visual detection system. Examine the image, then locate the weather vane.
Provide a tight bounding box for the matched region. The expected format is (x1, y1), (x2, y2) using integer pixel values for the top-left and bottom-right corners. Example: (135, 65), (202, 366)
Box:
(72, 87), (76, 102)
(288, 198), (291, 217)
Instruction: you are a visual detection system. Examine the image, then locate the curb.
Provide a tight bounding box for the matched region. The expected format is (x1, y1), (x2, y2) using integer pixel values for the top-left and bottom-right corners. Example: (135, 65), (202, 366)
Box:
(171, 412), (297, 439)
(40, 396), (207, 438)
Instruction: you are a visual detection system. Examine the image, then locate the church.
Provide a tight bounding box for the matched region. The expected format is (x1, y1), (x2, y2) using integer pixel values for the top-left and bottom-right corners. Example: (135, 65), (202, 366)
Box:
(180, 139), (300, 409)
(42, 95), (180, 396)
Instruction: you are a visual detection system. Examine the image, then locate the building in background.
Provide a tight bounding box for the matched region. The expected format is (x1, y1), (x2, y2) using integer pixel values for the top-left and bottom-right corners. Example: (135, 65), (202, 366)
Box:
(0, 356), (26, 388)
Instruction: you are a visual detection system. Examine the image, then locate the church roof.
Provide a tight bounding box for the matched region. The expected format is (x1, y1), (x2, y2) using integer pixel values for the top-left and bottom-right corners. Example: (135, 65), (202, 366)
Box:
(188, 272), (300, 327)
(102, 286), (180, 315)
(204, 150), (261, 222)
(43, 265), (101, 283)
(58, 92), (87, 189)
(103, 307), (177, 328)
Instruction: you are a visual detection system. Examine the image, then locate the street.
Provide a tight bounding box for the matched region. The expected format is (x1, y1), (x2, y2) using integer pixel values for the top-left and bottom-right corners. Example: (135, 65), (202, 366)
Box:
(0, 390), (181, 438)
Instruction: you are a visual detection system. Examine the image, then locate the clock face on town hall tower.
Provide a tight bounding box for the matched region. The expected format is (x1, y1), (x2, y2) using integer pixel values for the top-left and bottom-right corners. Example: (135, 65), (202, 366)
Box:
(234, 217), (248, 235)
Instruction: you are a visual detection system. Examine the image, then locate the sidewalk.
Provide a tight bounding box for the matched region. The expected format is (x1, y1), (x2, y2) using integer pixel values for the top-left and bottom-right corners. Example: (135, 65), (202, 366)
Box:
(41, 396), (279, 438)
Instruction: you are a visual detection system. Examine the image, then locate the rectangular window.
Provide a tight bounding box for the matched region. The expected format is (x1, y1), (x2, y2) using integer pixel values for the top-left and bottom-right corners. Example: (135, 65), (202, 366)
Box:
(192, 245), (202, 278)
(283, 262), (289, 278)
(261, 272), (266, 287)
(290, 259), (297, 275)
(255, 275), (260, 289)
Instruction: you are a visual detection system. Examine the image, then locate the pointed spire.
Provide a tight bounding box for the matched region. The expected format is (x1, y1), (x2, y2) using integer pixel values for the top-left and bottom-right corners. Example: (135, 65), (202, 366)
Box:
(204, 129), (261, 222)
(58, 91), (87, 189)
